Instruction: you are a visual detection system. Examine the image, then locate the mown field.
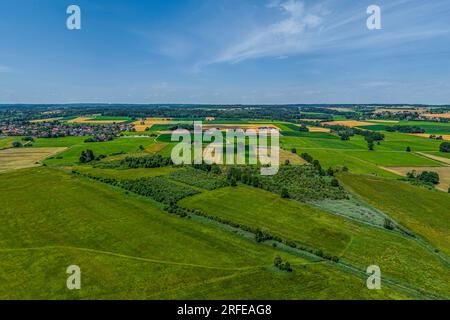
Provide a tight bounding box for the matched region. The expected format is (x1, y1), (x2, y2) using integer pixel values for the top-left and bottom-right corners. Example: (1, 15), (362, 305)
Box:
(0, 147), (67, 172)
(0, 168), (407, 300)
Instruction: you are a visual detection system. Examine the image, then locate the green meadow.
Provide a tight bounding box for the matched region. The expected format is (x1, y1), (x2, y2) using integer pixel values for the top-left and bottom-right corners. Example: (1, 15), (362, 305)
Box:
(32, 137), (156, 166)
(339, 173), (450, 256)
(360, 121), (450, 134)
(0, 168), (407, 300)
(0, 137), (22, 149)
(179, 185), (449, 299)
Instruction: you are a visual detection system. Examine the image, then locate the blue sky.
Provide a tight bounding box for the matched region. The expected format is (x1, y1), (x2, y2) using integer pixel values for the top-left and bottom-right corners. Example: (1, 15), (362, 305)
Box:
(0, 0), (450, 104)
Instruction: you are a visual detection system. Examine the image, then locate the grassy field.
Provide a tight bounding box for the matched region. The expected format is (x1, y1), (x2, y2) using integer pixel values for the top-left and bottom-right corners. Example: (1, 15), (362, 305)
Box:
(339, 173), (450, 256)
(65, 165), (178, 180)
(359, 121), (450, 134)
(280, 132), (444, 177)
(179, 185), (450, 298)
(31, 137), (156, 166)
(0, 137), (22, 150)
(0, 168), (407, 299)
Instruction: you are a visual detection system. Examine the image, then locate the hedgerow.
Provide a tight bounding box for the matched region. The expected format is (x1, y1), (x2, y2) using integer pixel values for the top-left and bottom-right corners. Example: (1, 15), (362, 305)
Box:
(72, 171), (198, 205)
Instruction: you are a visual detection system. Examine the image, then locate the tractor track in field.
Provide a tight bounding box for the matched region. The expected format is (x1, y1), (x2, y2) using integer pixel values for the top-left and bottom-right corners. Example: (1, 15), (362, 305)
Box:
(0, 246), (265, 271)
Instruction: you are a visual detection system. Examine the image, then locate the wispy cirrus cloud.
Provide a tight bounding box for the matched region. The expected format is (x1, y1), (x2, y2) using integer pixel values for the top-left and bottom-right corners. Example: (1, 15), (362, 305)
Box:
(201, 0), (450, 67)
(210, 0), (325, 64)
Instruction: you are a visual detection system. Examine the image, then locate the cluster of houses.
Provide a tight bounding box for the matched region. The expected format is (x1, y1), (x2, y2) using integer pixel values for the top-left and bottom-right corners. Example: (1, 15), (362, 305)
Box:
(0, 121), (133, 140)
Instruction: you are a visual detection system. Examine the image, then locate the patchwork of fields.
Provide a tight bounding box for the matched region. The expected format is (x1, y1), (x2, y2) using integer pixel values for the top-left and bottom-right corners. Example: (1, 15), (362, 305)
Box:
(0, 115), (449, 300)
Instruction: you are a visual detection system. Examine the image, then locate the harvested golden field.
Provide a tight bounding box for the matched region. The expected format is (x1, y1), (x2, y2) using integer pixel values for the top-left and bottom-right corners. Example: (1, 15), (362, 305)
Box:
(323, 120), (378, 128)
(67, 117), (90, 123)
(381, 166), (450, 192)
(279, 149), (307, 165)
(145, 142), (168, 154)
(0, 148), (67, 172)
(132, 118), (174, 131)
(422, 113), (450, 119)
(410, 133), (450, 141)
(67, 117), (128, 124)
(308, 126), (331, 133)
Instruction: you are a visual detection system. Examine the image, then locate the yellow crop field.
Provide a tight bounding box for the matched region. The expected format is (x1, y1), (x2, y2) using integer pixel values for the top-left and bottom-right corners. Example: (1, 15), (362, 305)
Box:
(308, 126), (331, 133)
(132, 118), (174, 131)
(67, 117), (128, 124)
(0, 147), (67, 172)
(422, 113), (450, 119)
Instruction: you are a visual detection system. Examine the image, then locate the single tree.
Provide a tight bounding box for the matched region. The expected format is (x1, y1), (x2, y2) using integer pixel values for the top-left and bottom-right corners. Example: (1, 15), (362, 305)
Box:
(274, 256), (282, 268)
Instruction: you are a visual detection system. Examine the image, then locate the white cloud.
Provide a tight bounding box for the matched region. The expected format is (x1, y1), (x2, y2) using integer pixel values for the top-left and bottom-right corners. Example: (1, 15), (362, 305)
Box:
(210, 0), (325, 64)
(201, 0), (450, 67)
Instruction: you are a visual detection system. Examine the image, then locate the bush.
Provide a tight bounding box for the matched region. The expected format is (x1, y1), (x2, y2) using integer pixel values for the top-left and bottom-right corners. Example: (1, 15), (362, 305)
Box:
(384, 218), (394, 230)
(79, 149), (95, 163)
(440, 142), (450, 153)
(274, 256), (293, 272)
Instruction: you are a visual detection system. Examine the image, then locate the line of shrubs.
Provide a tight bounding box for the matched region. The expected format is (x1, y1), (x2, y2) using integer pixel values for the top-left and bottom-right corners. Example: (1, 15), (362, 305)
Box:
(179, 205), (340, 263)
